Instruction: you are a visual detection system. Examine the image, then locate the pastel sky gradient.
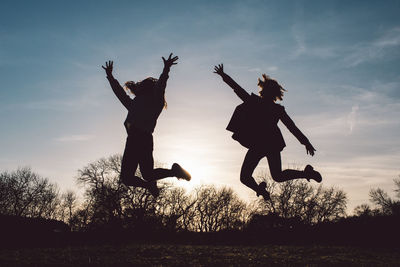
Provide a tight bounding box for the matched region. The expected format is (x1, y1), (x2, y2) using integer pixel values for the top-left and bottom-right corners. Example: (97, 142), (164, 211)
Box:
(1, 0), (399, 212)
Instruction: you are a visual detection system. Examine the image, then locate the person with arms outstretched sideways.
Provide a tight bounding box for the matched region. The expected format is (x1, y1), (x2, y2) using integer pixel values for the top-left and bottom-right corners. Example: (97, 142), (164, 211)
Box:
(213, 64), (322, 201)
(102, 54), (191, 197)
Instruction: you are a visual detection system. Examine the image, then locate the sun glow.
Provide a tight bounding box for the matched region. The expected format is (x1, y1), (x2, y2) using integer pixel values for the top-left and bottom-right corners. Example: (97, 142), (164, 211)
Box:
(155, 119), (234, 192)
(155, 136), (220, 192)
(170, 156), (210, 191)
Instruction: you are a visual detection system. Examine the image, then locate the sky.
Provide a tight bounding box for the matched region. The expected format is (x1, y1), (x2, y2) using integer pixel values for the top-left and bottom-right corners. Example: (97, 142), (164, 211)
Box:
(1, 0), (399, 212)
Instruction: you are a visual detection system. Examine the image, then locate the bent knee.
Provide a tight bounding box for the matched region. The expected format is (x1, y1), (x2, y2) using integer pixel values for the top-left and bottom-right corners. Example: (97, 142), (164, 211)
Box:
(141, 171), (154, 181)
(120, 175), (133, 186)
(271, 172), (284, 182)
(120, 173), (129, 182)
(240, 175), (251, 185)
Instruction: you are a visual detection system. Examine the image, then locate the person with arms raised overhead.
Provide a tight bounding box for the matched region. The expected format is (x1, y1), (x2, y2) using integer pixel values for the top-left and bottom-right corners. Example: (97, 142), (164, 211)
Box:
(214, 64), (322, 201)
(102, 54), (191, 197)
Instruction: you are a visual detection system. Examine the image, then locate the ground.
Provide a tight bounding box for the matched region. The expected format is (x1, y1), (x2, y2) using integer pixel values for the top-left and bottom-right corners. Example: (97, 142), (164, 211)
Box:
(0, 244), (399, 266)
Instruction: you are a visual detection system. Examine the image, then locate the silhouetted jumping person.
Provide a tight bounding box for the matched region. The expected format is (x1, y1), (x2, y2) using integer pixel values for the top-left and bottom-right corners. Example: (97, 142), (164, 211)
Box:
(214, 64), (322, 200)
(102, 54), (191, 197)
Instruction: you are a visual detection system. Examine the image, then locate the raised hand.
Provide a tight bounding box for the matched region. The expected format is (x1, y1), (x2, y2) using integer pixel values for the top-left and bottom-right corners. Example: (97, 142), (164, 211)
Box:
(213, 64), (224, 76)
(102, 60), (113, 77)
(305, 142), (316, 156)
(162, 53), (178, 68)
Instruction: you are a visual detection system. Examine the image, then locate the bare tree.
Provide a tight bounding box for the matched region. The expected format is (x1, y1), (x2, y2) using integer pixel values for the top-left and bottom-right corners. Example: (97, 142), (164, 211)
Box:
(0, 167), (60, 219)
(73, 155), (258, 232)
(74, 155), (170, 230)
(395, 178), (400, 198)
(189, 185), (249, 232)
(353, 203), (378, 217)
(155, 187), (196, 231)
(369, 177), (400, 215)
(75, 154), (128, 227)
(58, 190), (78, 224)
(255, 174), (347, 225)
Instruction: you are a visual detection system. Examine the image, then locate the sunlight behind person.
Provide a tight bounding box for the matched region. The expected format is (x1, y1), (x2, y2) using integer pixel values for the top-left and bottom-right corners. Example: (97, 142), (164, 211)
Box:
(154, 134), (221, 191)
(172, 156), (207, 190)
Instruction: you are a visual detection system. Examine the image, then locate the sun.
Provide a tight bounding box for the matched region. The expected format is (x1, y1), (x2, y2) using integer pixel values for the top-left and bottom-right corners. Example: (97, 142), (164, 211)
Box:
(155, 133), (220, 191)
(172, 157), (208, 191)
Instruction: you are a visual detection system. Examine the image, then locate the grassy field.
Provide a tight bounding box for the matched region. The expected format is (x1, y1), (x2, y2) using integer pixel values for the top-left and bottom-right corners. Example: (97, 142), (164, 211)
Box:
(1, 243), (399, 266)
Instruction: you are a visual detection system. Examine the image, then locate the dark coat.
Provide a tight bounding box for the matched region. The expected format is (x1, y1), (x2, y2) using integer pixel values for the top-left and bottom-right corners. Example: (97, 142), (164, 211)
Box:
(222, 74), (309, 152)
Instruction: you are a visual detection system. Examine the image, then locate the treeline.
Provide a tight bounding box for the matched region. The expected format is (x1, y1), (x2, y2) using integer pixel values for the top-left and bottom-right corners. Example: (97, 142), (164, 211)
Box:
(0, 155), (399, 247)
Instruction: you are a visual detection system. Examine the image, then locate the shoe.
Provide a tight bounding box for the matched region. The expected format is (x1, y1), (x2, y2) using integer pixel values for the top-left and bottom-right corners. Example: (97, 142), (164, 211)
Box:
(120, 177), (127, 186)
(305, 165), (322, 183)
(120, 176), (132, 186)
(172, 163), (191, 181)
(256, 181), (271, 201)
(146, 181), (160, 197)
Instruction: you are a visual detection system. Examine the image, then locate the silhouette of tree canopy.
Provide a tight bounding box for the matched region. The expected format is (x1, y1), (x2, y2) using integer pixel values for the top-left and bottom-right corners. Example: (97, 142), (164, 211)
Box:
(353, 203), (378, 217)
(155, 187), (196, 231)
(369, 177), (400, 216)
(58, 190), (78, 225)
(0, 167), (60, 219)
(0, 158), (353, 236)
(72, 155), (252, 232)
(74, 155), (184, 231)
(189, 185), (250, 232)
(254, 175), (347, 225)
(353, 176), (400, 216)
(75, 154), (139, 229)
(395, 178), (400, 199)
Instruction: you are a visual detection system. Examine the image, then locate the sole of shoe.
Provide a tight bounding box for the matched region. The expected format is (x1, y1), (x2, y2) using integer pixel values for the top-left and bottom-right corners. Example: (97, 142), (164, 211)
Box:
(172, 163), (191, 181)
(305, 165), (322, 183)
(256, 182), (271, 201)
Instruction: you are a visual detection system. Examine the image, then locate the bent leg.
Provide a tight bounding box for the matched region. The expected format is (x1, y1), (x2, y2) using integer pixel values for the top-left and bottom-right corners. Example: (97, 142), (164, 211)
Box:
(139, 148), (174, 182)
(240, 149), (265, 192)
(267, 152), (305, 182)
(120, 137), (148, 188)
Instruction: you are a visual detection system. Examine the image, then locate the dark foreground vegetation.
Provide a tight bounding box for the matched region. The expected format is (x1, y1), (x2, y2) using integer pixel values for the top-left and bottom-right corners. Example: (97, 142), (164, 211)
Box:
(1, 213), (399, 248)
(1, 155), (400, 265)
(1, 243), (399, 266)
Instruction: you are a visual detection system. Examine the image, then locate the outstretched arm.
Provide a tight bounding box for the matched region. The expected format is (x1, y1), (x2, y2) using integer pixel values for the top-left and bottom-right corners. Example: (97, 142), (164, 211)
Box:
(102, 60), (131, 109)
(157, 53), (179, 94)
(214, 64), (250, 102)
(280, 109), (316, 156)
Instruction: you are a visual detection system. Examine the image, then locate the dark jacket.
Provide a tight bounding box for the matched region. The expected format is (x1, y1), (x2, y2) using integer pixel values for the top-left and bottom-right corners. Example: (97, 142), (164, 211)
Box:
(107, 69), (169, 134)
(222, 73), (309, 152)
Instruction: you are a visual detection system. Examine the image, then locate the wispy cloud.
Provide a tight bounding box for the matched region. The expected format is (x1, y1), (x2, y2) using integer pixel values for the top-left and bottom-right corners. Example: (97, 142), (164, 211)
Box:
(266, 66), (278, 72)
(54, 134), (95, 142)
(25, 98), (99, 110)
(247, 67), (262, 73)
(375, 27), (400, 47)
(291, 26), (306, 58)
(290, 23), (338, 60)
(344, 27), (400, 67)
(245, 66), (278, 73)
(24, 74), (107, 111)
(347, 105), (359, 134)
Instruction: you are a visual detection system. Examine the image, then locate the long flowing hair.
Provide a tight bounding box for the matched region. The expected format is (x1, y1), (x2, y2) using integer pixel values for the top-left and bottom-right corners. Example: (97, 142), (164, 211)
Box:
(124, 77), (167, 108)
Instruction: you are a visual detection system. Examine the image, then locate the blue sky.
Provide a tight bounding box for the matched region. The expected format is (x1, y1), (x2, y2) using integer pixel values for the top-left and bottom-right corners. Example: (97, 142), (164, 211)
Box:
(1, 0), (400, 212)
